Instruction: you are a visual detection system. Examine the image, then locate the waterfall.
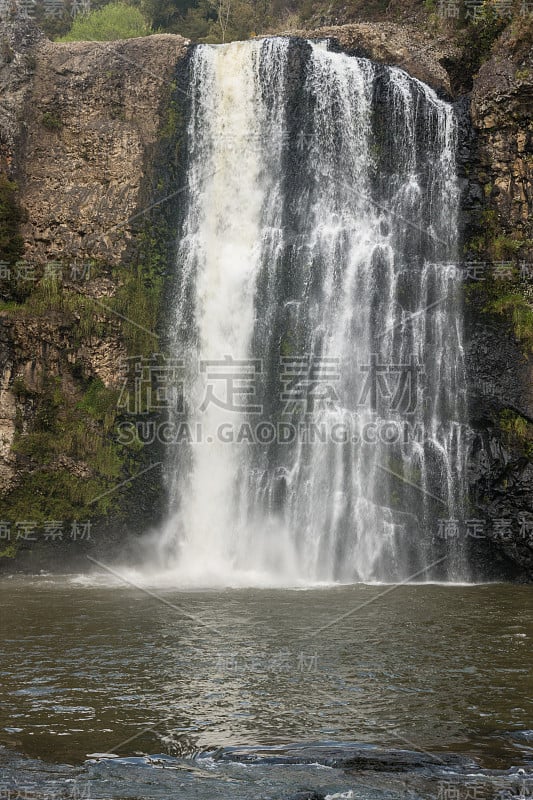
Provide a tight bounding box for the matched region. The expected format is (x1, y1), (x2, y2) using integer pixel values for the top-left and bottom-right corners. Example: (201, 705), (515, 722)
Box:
(156, 37), (467, 586)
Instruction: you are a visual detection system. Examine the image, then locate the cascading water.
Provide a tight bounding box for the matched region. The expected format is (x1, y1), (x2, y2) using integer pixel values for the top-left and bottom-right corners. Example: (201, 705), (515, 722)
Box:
(156, 37), (467, 586)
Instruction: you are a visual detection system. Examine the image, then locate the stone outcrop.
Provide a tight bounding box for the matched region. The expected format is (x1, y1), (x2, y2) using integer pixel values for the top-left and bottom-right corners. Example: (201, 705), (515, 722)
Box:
(0, 19), (43, 173)
(289, 22), (462, 96)
(14, 29), (189, 265)
(470, 25), (532, 254)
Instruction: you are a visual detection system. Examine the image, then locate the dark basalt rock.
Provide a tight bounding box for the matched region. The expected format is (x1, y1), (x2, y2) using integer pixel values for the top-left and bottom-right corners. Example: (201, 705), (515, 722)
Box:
(208, 742), (475, 772)
(453, 63), (533, 581)
(287, 792), (326, 800)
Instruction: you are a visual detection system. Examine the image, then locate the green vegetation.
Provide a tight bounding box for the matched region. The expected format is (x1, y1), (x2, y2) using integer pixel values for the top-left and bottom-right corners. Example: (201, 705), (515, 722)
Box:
(459, 3), (508, 72)
(467, 259), (533, 355)
(486, 291), (533, 353)
(465, 181), (533, 356)
(59, 2), (152, 41)
(0, 118), (180, 532)
(42, 111), (63, 131)
(139, 0), (275, 42)
(0, 260), (161, 536)
(490, 235), (528, 261)
(0, 543), (17, 559)
(0, 175), (26, 265)
(3, 274), (107, 342)
(467, 204), (532, 263)
(111, 264), (161, 355)
(159, 99), (181, 141)
(29, 0), (526, 48)
(77, 377), (119, 428)
(5, 469), (114, 524)
(5, 373), (136, 525)
(467, 208), (498, 257)
(451, 1), (533, 93)
(1, 262), (159, 351)
(499, 409), (533, 459)
(280, 333), (295, 357)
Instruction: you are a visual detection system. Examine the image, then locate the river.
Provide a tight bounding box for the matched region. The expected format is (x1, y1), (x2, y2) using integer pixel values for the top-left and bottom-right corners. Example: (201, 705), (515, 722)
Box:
(1, 577), (531, 798)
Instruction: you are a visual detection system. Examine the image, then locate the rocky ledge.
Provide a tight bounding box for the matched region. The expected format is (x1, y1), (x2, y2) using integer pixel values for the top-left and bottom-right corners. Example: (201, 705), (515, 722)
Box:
(288, 21), (463, 96)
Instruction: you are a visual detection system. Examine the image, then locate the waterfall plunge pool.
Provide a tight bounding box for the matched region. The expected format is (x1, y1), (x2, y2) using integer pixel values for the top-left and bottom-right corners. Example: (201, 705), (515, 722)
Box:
(0, 578), (531, 798)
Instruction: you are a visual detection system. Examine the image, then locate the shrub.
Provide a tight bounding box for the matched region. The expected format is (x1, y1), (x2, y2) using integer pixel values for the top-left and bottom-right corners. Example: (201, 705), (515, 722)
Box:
(500, 409), (533, 459)
(42, 111), (62, 131)
(59, 2), (151, 41)
(486, 291), (533, 353)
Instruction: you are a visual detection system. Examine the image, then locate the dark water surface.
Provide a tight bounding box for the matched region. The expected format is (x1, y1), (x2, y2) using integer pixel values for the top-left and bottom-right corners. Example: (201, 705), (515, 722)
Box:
(0, 578), (531, 798)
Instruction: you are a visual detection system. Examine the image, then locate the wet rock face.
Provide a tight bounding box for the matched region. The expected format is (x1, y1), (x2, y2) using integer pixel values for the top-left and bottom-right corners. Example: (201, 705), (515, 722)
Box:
(458, 25), (533, 580)
(289, 793), (325, 800)
(464, 303), (533, 579)
(454, 97), (531, 580)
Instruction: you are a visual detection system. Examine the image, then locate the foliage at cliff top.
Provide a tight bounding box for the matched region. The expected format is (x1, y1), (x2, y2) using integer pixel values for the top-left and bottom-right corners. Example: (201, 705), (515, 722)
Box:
(46, 0), (531, 45)
(58, 2), (151, 41)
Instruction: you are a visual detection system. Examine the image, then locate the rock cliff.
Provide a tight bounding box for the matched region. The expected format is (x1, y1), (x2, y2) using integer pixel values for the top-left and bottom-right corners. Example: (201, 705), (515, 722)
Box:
(0, 21), (188, 567)
(0, 15), (531, 577)
(463, 21), (533, 577)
